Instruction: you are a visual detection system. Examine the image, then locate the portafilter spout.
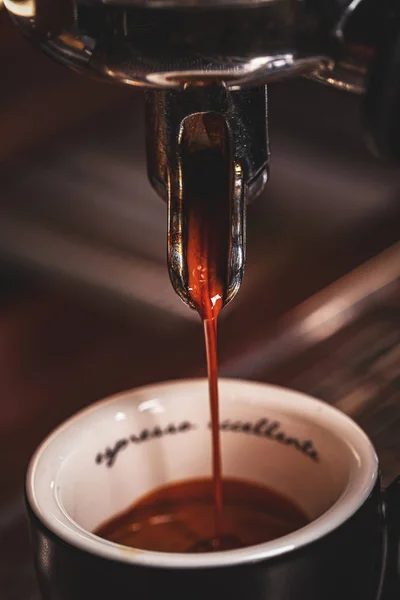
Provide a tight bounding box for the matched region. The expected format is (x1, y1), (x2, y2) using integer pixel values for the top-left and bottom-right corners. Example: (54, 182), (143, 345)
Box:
(145, 84), (270, 310)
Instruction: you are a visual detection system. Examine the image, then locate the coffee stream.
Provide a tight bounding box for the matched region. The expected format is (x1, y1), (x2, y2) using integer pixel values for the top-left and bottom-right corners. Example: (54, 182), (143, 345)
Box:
(95, 116), (310, 553)
(181, 114), (234, 549)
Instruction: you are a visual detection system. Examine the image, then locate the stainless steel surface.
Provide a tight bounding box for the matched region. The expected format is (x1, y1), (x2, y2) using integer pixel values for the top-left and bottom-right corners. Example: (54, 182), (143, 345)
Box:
(5, 0), (400, 323)
(3, 0), (394, 96)
(5, 0), (328, 88)
(308, 0), (369, 94)
(223, 243), (400, 382)
(3, 0), (383, 93)
(145, 85), (269, 309)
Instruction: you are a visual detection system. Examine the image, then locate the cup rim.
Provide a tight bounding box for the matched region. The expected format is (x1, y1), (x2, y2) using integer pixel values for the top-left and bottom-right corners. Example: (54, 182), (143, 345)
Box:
(26, 377), (379, 569)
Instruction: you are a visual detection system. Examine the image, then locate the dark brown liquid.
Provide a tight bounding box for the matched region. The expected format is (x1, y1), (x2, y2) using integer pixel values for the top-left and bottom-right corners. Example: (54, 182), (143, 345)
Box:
(95, 478), (309, 553)
(181, 115), (231, 546)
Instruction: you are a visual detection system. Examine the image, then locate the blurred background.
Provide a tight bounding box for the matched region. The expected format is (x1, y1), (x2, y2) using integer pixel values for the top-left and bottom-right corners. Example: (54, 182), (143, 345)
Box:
(2, 4), (400, 597)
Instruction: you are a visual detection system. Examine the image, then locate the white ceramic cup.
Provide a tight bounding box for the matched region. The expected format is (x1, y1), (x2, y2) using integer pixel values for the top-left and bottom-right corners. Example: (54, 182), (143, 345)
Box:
(26, 378), (391, 600)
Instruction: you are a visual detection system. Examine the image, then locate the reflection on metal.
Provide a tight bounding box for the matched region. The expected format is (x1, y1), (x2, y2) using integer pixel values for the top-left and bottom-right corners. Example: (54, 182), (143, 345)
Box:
(58, 33), (86, 52)
(309, 69), (365, 95)
(222, 241), (400, 378)
(3, 0), (328, 88)
(0, 213), (196, 322)
(145, 86), (269, 311)
(3, 0), (35, 17)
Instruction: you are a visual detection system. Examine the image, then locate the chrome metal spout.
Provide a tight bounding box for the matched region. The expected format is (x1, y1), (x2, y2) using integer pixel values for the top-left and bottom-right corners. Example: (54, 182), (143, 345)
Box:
(145, 85), (269, 310)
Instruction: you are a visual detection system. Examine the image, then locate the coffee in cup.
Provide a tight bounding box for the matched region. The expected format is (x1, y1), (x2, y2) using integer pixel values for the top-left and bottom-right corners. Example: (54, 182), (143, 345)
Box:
(26, 378), (397, 600)
(95, 476), (309, 552)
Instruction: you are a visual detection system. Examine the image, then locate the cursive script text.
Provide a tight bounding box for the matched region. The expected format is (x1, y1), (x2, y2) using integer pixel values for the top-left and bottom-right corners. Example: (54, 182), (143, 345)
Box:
(96, 421), (196, 467)
(213, 418), (319, 462)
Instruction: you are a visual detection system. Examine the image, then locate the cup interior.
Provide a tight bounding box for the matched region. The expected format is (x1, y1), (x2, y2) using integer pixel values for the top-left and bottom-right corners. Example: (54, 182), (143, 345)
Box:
(27, 378), (378, 568)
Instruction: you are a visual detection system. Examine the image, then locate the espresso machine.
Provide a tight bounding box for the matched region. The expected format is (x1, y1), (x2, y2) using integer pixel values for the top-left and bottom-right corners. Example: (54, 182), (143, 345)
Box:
(3, 0), (400, 308)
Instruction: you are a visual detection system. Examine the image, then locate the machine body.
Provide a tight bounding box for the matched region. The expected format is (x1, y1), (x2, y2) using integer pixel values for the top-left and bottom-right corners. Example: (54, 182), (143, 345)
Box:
(4, 0), (400, 306)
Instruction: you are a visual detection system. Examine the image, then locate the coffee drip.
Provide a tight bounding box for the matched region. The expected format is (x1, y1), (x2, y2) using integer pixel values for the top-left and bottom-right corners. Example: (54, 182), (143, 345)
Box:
(181, 112), (232, 549)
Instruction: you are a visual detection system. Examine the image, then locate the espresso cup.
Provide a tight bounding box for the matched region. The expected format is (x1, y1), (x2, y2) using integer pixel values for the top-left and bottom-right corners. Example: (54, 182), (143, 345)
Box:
(26, 378), (399, 600)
